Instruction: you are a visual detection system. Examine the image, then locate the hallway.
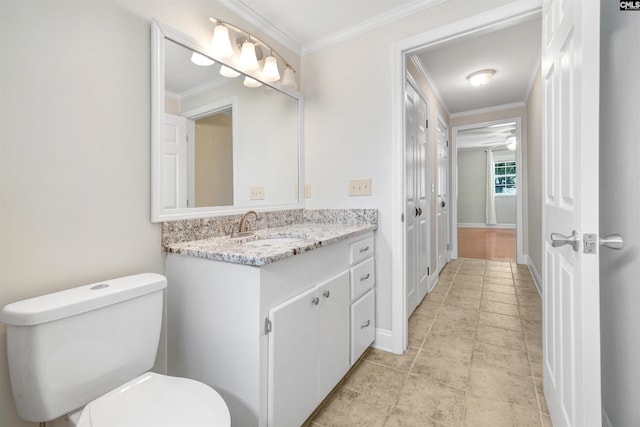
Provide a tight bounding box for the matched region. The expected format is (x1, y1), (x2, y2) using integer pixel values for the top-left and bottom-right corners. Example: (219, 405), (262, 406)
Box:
(306, 258), (548, 426)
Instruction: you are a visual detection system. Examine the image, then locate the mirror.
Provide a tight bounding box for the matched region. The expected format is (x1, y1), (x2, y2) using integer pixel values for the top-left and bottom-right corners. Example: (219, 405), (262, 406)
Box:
(151, 20), (303, 222)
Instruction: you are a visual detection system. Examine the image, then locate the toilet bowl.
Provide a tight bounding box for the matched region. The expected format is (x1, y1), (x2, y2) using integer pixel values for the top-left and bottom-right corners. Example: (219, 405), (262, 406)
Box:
(0, 273), (230, 426)
(67, 373), (230, 427)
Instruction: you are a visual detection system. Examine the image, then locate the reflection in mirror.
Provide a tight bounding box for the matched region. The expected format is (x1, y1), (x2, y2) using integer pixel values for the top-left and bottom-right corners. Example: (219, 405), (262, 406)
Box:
(151, 21), (303, 222)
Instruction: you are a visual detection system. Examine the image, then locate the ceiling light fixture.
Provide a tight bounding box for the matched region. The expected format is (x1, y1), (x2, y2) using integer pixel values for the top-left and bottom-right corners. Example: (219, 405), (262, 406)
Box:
(208, 17), (297, 90)
(506, 132), (517, 151)
(467, 69), (496, 87)
(243, 76), (262, 88)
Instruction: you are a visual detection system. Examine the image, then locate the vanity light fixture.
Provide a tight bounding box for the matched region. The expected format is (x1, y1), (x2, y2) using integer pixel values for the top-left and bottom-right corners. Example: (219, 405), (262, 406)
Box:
(243, 76), (263, 88)
(208, 17), (297, 89)
(190, 52), (214, 66)
(467, 69), (496, 87)
(220, 65), (241, 78)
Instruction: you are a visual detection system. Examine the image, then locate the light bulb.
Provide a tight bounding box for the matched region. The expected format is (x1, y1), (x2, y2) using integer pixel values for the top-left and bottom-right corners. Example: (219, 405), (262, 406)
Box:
(239, 40), (259, 71)
(467, 69), (496, 87)
(281, 66), (297, 89)
(244, 76), (262, 88)
(262, 55), (280, 82)
(190, 52), (214, 66)
(220, 65), (240, 78)
(210, 24), (233, 58)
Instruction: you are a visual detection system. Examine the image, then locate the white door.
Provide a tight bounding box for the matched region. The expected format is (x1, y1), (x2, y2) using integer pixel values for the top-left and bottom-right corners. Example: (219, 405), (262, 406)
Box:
(541, 1), (601, 425)
(436, 115), (449, 273)
(163, 113), (188, 209)
(405, 81), (430, 317)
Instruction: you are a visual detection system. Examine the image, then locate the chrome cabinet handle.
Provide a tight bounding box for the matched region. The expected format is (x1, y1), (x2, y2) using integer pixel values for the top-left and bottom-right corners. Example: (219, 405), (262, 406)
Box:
(360, 273), (371, 282)
(359, 246), (370, 253)
(551, 230), (580, 252)
(322, 290), (330, 298)
(312, 297), (319, 305)
(600, 234), (624, 250)
(360, 320), (371, 329)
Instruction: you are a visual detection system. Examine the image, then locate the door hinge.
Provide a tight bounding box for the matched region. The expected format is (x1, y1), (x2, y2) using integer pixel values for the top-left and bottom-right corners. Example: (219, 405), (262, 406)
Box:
(446, 243), (450, 251)
(446, 140), (449, 148)
(264, 317), (272, 335)
(427, 267), (430, 275)
(401, 213), (405, 222)
(425, 119), (429, 128)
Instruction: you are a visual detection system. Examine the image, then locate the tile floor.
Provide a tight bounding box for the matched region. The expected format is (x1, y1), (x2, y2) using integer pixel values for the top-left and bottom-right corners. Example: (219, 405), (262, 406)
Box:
(305, 258), (550, 427)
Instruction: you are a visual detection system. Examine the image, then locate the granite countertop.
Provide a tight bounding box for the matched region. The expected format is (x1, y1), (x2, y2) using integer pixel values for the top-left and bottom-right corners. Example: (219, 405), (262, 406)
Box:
(164, 222), (376, 266)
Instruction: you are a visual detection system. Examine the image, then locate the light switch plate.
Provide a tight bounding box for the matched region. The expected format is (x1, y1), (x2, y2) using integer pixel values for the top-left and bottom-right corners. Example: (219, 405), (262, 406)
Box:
(250, 186), (265, 200)
(348, 178), (372, 196)
(304, 183), (311, 198)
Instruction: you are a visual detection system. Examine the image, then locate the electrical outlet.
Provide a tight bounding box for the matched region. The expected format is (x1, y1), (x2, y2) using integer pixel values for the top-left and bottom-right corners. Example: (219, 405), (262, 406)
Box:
(250, 186), (265, 200)
(304, 183), (311, 198)
(348, 178), (372, 196)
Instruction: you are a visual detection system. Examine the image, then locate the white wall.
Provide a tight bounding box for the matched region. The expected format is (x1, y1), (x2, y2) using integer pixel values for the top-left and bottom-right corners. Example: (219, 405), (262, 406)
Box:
(599, 0), (640, 425)
(302, 0), (519, 339)
(0, 2), (299, 426)
(525, 68), (542, 280)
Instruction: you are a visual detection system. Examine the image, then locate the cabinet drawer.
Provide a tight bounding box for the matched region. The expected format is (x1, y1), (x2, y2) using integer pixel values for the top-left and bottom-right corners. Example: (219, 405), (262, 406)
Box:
(349, 236), (374, 265)
(350, 257), (375, 301)
(350, 289), (375, 365)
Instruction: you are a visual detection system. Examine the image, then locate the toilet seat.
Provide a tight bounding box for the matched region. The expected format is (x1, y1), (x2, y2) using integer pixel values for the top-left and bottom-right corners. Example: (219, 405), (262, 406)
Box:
(75, 372), (230, 427)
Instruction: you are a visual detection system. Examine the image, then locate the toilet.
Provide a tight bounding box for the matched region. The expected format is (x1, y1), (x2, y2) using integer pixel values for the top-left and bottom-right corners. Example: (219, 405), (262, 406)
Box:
(0, 273), (230, 427)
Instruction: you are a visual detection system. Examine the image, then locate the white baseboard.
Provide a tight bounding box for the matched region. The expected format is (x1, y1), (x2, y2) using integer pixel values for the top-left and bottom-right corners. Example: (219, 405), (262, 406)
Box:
(372, 328), (396, 353)
(526, 255), (542, 297)
(428, 273), (439, 293)
(458, 222), (516, 229)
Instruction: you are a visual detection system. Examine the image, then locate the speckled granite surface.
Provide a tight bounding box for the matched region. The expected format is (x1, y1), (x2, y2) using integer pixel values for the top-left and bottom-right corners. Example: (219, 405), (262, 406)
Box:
(162, 209), (377, 266)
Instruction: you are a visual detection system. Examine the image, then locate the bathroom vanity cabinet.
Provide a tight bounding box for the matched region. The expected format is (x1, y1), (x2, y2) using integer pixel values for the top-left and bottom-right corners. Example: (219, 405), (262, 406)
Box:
(165, 231), (375, 427)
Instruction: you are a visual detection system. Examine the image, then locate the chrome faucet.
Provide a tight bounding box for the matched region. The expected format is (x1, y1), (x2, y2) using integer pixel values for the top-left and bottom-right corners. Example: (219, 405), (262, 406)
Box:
(237, 210), (259, 236)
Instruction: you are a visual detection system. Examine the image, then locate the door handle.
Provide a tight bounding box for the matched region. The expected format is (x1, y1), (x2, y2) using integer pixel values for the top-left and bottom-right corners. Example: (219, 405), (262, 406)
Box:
(441, 201), (446, 208)
(551, 230), (580, 251)
(418, 207), (423, 216)
(600, 234), (624, 250)
(415, 207), (419, 217)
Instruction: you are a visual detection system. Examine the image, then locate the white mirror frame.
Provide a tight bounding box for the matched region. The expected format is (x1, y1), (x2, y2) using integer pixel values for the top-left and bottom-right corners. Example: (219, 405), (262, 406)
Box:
(150, 19), (304, 222)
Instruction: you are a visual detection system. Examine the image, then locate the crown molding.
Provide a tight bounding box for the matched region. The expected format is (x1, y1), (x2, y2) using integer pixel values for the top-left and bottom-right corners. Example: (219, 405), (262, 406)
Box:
(302, 0), (448, 55)
(218, 0), (303, 55)
(449, 101), (526, 119)
(409, 55), (451, 116)
(524, 52), (541, 102)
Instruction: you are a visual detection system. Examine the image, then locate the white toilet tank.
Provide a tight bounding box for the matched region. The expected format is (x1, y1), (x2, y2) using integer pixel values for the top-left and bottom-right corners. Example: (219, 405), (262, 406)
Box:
(0, 273), (167, 423)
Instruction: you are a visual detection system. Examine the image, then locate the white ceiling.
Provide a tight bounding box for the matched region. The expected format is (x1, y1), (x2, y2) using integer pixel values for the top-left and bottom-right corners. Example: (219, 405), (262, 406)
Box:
(221, 0), (541, 117)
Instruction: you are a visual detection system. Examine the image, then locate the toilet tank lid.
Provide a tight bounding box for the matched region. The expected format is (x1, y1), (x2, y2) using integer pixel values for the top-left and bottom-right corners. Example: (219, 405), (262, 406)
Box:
(0, 273), (167, 326)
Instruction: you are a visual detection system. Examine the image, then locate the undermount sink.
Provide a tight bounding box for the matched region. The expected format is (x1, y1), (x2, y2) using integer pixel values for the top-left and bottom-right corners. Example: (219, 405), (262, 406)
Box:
(241, 237), (306, 247)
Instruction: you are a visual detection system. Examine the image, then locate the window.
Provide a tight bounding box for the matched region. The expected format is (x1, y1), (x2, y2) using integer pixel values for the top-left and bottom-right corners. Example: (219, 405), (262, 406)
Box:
(494, 160), (516, 194)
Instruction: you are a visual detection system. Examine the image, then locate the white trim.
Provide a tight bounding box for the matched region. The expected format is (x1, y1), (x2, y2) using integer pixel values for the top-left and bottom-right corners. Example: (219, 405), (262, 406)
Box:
(526, 255), (542, 297)
(372, 328), (395, 354)
(428, 274), (439, 293)
(409, 55), (451, 116)
(458, 223), (516, 229)
(524, 53), (541, 102)
(218, 0), (302, 55)
(449, 101), (526, 119)
(602, 409), (613, 427)
(391, 0), (542, 355)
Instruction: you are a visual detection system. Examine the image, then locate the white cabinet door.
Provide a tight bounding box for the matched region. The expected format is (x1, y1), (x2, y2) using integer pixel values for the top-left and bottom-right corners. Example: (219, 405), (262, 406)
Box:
(268, 286), (319, 427)
(318, 271), (350, 400)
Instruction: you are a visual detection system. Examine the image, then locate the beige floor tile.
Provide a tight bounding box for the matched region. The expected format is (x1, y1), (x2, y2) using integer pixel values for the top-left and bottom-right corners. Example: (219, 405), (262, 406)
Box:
(485, 263), (513, 272)
(483, 290), (519, 305)
(423, 332), (475, 361)
(414, 299), (442, 317)
(431, 313), (477, 336)
(436, 304), (480, 325)
(476, 324), (526, 351)
(449, 286), (483, 300)
(410, 349), (470, 390)
(468, 366), (538, 410)
(530, 359), (543, 379)
(484, 283), (516, 294)
(533, 377), (549, 415)
(472, 341), (531, 376)
(394, 374), (467, 425)
(542, 413), (552, 426)
(384, 408), (448, 427)
(481, 300), (521, 317)
(443, 294), (481, 311)
(365, 347), (419, 373)
(484, 276), (516, 286)
(478, 311), (521, 331)
(519, 305), (543, 322)
(464, 396), (542, 427)
(456, 273), (485, 283)
(310, 387), (389, 427)
(342, 360), (406, 411)
(484, 270), (514, 280)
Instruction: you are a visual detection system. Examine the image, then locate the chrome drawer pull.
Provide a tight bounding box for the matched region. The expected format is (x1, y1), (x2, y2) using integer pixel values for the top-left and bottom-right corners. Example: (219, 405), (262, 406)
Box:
(359, 246), (370, 253)
(360, 320), (371, 329)
(360, 273), (370, 282)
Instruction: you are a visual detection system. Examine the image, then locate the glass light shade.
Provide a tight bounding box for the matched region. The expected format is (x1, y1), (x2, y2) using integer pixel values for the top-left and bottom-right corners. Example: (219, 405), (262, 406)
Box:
(506, 136), (517, 151)
(239, 41), (259, 71)
(281, 66), (297, 89)
(244, 76), (262, 88)
(210, 24), (233, 58)
(467, 69), (496, 87)
(220, 65), (241, 78)
(262, 55), (280, 82)
(190, 52), (214, 66)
